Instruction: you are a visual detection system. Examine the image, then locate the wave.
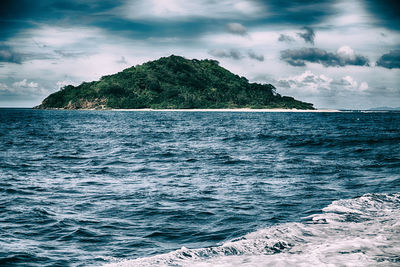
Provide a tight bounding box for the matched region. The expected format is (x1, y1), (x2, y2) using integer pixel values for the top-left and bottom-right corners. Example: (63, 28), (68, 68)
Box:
(104, 192), (400, 267)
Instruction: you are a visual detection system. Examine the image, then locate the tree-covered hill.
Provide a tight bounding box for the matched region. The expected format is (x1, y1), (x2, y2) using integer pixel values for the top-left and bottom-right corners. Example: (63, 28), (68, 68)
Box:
(34, 55), (314, 110)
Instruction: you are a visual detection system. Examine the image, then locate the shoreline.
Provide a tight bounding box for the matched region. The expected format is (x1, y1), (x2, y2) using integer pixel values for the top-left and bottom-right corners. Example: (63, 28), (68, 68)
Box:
(107, 108), (341, 112)
(34, 108), (342, 112)
(33, 107), (341, 112)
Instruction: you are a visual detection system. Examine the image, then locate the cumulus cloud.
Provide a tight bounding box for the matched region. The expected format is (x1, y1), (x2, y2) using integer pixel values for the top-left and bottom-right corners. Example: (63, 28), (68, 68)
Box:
(297, 27), (315, 44)
(376, 50), (400, 69)
(0, 45), (22, 64)
(276, 71), (332, 95)
(280, 47), (370, 67)
(341, 76), (358, 88)
(247, 50), (264, 61)
(0, 82), (10, 91)
(209, 49), (243, 60)
(276, 71), (370, 98)
(330, 76), (367, 91)
(13, 79), (38, 88)
(278, 34), (295, 43)
(330, 76), (370, 92)
(0, 79), (48, 98)
(226, 23), (247, 36)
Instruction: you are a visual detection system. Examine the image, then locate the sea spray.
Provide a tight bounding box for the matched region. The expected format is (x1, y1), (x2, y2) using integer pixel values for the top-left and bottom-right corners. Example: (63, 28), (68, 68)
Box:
(104, 193), (400, 267)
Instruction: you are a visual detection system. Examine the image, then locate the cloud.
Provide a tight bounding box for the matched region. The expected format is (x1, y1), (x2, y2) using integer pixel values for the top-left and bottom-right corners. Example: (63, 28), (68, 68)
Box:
(118, 0), (266, 21)
(280, 47), (370, 67)
(336, 46), (356, 60)
(278, 34), (295, 43)
(13, 79), (38, 88)
(226, 23), (247, 36)
(376, 50), (400, 69)
(0, 45), (22, 63)
(29, 26), (103, 47)
(276, 71), (332, 95)
(359, 82), (369, 91)
(297, 27), (315, 44)
(329, 76), (369, 92)
(209, 49), (243, 60)
(256, 0), (336, 25)
(330, 76), (368, 91)
(247, 50), (264, 61)
(277, 71), (370, 98)
(335, 76), (358, 88)
(54, 49), (86, 58)
(363, 0), (400, 30)
(209, 48), (264, 61)
(116, 56), (127, 64)
(0, 79), (47, 98)
(0, 82), (9, 91)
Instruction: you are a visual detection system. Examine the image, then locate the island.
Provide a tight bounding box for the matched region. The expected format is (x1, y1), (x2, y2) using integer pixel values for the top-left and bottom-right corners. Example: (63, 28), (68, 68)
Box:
(34, 55), (314, 110)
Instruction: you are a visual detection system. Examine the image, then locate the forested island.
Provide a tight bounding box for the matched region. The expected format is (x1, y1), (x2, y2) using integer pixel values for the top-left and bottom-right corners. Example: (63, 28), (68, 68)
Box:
(34, 55), (314, 110)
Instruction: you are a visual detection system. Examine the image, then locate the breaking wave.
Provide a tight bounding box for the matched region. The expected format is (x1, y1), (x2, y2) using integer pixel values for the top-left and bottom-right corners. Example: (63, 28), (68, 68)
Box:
(105, 193), (400, 267)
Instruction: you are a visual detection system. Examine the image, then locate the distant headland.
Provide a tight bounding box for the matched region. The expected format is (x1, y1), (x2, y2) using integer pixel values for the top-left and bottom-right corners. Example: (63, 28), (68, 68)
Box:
(34, 55), (315, 110)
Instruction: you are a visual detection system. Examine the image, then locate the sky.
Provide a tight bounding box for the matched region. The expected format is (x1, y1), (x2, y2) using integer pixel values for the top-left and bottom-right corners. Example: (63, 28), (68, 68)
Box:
(0, 0), (399, 109)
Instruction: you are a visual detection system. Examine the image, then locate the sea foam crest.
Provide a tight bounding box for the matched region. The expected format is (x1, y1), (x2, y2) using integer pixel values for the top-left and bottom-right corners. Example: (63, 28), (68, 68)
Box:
(104, 193), (400, 267)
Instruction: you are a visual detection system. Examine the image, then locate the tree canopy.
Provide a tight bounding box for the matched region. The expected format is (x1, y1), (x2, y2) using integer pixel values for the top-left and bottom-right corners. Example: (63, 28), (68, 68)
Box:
(35, 55), (314, 110)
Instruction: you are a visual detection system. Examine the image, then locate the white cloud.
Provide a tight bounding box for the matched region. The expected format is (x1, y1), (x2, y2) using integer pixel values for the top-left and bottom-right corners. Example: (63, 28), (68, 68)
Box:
(29, 26), (103, 47)
(341, 75), (358, 88)
(275, 71), (371, 96)
(56, 80), (79, 89)
(0, 79), (48, 97)
(202, 30), (280, 49)
(337, 46), (356, 60)
(359, 81), (369, 91)
(13, 79), (38, 88)
(331, 76), (369, 92)
(324, 0), (375, 28)
(0, 83), (9, 91)
(117, 0), (266, 20)
(277, 71), (333, 95)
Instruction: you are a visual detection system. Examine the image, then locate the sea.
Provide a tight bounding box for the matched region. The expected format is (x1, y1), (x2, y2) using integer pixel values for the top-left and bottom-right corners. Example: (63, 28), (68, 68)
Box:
(1, 108), (399, 267)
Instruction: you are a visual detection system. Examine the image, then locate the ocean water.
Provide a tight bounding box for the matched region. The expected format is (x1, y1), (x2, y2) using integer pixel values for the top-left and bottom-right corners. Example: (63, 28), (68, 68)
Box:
(0, 108), (399, 267)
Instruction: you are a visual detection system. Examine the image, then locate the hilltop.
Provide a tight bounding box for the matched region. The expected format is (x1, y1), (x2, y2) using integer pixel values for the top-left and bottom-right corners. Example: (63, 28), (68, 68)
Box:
(34, 55), (314, 110)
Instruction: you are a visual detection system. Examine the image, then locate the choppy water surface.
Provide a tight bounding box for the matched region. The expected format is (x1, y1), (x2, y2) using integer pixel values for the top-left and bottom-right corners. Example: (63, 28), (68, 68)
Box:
(0, 109), (399, 266)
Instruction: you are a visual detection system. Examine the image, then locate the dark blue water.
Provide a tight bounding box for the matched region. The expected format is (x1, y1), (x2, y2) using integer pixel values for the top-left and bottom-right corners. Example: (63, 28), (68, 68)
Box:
(1, 109), (399, 266)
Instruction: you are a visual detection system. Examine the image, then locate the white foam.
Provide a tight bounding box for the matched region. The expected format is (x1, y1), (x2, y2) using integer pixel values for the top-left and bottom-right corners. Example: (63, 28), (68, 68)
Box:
(104, 193), (400, 267)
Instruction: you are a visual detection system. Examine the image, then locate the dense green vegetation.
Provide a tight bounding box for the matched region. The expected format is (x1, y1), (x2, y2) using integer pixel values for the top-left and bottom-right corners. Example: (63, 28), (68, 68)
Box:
(35, 55), (314, 110)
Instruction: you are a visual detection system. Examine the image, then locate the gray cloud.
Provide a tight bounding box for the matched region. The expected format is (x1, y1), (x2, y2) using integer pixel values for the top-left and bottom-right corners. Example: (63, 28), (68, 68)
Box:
(297, 27), (315, 45)
(248, 50), (264, 61)
(209, 49), (242, 60)
(280, 47), (370, 67)
(116, 56), (127, 64)
(226, 23), (247, 36)
(0, 45), (22, 64)
(278, 34), (295, 43)
(276, 80), (291, 88)
(363, 0), (400, 30)
(376, 50), (400, 69)
(209, 49), (264, 61)
(54, 49), (85, 58)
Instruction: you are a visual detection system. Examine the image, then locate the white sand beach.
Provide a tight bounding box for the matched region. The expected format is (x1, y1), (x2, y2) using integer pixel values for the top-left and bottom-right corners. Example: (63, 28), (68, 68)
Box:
(108, 108), (341, 112)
